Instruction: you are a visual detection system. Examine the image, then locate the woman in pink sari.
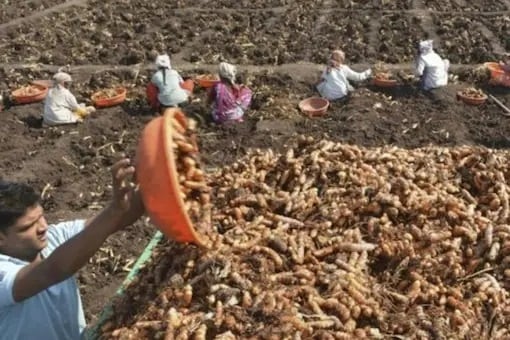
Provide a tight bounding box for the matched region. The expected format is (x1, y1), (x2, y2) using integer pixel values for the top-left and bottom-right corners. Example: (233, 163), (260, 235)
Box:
(208, 62), (252, 124)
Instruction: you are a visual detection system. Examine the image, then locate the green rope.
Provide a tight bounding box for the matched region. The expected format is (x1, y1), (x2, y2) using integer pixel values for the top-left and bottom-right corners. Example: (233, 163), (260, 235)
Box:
(84, 231), (163, 340)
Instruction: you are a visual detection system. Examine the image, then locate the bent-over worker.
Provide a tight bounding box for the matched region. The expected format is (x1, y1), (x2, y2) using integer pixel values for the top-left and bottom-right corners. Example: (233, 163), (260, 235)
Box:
(208, 62), (252, 124)
(499, 53), (510, 73)
(43, 72), (96, 126)
(146, 54), (194, 113)
(415, 40), (449, 90)
(316, 49), (372, 101)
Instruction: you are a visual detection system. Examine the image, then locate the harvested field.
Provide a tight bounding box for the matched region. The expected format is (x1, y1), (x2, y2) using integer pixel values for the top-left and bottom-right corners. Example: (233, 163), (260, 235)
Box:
(479, 15), (510, 51)
(1, 0), (510, 336)
(424, 0), (508, 12)
(376, 14), (425, 63)
(432, 15), (496, 64)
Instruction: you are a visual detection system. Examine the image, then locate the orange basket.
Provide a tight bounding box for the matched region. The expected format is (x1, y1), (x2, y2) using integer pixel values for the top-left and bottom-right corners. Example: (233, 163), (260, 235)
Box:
(373, 77), (398, 88)
(136, 108), (207, 246)
(484, 62), (510, 87)
(91, 87), (127, 108)
(11, 84), (48, 104)
(195, 74), (220, 88)
(457, 91), (488, 106)
(299, 97), (329, 117)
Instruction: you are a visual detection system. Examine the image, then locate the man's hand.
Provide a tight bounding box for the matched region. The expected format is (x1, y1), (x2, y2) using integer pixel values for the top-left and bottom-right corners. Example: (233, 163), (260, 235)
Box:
(106, 157), (145, 231)
(110, 158), (136, 211)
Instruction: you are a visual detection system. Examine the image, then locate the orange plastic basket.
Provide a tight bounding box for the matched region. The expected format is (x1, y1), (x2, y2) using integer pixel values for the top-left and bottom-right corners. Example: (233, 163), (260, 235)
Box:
(136, 108), (207, 246)
(91, 87), (127, 108)
(373, 77), (398, 88)
(195, 74), (220, 88)
(484, 62), (510, 87)
(11, 84), (48, 104)
(457, 91), (488, 106)
(299, 97), (329, 117)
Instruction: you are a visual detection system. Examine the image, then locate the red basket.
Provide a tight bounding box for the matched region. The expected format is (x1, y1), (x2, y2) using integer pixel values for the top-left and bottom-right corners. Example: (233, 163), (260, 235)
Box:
(457, 91), (488, 106)
(91, 87), (127, 108)
(299, 97), (330, 117)
(373, 77), (398, 88)
(11, 84), (48, 104)
(136, 108), (208, 247)
(485, 62), (510, 87)
(195, 74), (220, 88)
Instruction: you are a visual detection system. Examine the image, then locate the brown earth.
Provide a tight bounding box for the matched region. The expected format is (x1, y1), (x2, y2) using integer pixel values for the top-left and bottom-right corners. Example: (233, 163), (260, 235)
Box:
(1, 0), (510, 330)
(1, 66), (510, 325)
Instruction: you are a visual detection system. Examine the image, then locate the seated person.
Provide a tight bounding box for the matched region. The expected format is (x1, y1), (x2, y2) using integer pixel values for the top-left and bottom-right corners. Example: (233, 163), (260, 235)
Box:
(43, 72), (95, 126)
(146, 54), (194, 113)
(499, 53), (510, 73)
(415, 40), (449, 91)
(207, 62), (252, 124)
(316, 49), (372, 101)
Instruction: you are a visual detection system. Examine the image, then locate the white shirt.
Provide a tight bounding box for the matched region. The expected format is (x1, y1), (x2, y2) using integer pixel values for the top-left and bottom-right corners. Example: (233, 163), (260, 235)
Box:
(317, 65), (371, 101)
(0, 220), (86, 340)
(43, 85), (80, 126)
(415, 51), (449, 91)
(151, 69), (189, 107)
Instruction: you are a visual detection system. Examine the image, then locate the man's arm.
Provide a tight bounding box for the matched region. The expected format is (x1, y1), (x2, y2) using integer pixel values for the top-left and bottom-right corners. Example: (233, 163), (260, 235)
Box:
(13, 205), (122, 302)
(12, 159), (143, 303)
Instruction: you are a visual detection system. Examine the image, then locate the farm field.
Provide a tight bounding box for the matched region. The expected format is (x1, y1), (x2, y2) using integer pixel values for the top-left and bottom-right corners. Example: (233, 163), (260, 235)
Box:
(0, 0), (510, 338)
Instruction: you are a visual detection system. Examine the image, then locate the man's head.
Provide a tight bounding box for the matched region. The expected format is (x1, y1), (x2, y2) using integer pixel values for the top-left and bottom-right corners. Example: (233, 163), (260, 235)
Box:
(0, 182), (48, 261)
(328, 50), (345, 69)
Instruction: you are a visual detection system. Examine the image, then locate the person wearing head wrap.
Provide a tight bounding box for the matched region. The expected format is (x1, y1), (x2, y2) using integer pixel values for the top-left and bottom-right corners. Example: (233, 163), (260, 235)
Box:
(146, 54), (194, 113)
(43, 72), (96, 126)
(499, 53), (510, 73)
(316, 49), (372, 101)
(207, 62), (252, 124)
(415, 39), (449, 91)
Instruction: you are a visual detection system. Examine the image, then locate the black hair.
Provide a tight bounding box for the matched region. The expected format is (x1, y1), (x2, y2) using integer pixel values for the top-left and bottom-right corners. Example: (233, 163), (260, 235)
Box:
(0, 182), (40, 232)
(160, 67), (167, 85)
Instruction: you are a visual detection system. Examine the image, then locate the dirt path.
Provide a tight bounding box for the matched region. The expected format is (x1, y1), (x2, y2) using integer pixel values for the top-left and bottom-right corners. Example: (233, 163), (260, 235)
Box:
(0, 61), (483, 76)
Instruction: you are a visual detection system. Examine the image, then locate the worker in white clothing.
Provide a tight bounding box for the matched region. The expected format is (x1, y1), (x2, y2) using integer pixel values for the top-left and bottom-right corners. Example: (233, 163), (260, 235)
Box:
(316, 50), (372, 101)
(415, 40), (449, 91)
(43, 72), (96, 126)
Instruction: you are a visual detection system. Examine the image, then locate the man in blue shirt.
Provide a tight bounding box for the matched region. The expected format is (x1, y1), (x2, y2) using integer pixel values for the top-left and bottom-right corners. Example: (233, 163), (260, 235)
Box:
(0, 158), (144, 339)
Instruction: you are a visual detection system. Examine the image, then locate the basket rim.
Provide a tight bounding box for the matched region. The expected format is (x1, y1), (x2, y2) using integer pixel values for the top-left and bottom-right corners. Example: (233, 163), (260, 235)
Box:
(12, 84), (48, 98)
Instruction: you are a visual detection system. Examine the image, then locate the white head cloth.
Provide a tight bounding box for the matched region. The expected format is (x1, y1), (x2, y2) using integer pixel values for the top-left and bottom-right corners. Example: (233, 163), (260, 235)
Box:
(419, 40), (434, 54)
(53, 72), (72, 84)
(219, 62), (237, 84)
(155, 54), (171, 68)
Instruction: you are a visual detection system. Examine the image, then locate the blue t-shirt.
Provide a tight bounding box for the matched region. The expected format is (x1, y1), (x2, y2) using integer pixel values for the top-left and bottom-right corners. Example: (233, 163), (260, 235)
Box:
(0, 220), (86, 340)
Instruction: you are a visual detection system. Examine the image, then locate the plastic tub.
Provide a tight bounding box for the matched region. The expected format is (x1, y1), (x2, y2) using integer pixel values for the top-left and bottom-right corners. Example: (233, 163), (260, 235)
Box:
(373, 77), (398, 88)
(91, 87), (127, 108)
(485, 62), (504, 79)
(457, 91), (488, 106)
(484, 62), (510, 87)
(11, 84), (48, 104)
(299, 97), (329, 117)
(195, 74), (220, 88)
(136, 108), (207, 246)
